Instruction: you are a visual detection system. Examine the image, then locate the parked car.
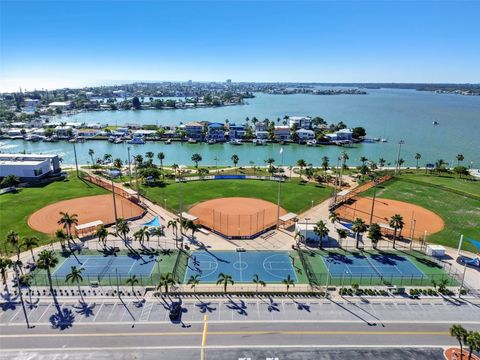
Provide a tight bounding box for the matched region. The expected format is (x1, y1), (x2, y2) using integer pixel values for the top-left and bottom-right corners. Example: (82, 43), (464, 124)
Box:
(169, 302), (182, 322)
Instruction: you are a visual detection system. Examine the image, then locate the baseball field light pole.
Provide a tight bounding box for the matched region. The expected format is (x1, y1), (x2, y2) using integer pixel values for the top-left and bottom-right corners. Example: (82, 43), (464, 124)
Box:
(368, 178), (378, 226)
(333, 156), (341, 204)
(304, 217), (310, 244)
(276, 147), (284, 229)
(109, 174), (119, 224)
(395, 140), (405, 175)
(72, 141), (79, 177)
(178, 166), (184, 248)
(127, 146), (132, 187)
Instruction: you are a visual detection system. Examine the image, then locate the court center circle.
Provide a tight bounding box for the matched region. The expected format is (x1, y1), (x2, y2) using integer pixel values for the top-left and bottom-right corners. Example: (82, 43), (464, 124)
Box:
(233, 261), (248, 271)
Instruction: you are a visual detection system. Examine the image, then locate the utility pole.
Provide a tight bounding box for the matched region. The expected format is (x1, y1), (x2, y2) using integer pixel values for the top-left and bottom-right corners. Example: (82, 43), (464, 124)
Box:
(111, 176), (118, 223)
(369, 179), (378, 225)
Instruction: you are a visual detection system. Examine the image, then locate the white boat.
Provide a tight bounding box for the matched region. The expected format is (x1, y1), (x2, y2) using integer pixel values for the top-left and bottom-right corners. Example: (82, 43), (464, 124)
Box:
(230, 138), (242, 145)
(306, 139), (317, 147)
(433, 121), (439, 126)
(127, 136), (145, 144)
(114, 137), (123, 144)
(253, 139), (267, 146)
(188, 138), (197, 144)
(207, 139), (216, 144)
(380, 138), (388, 143)
(108, 136), (116, 143)
(165, 139), (172, 144)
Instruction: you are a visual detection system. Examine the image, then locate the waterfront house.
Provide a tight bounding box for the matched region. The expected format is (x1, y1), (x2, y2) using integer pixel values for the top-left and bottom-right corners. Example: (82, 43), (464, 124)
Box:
(0, 153), (62, 183)
(274, 126), (290, 141)
(255, 130), (269, 140)
(23, 98), (40, 114)
(228, 123), (245, 139)
(48, 101), (72, 110)
(55, 125), (74, 138)
(77, 129), (100, 138)
(206, 122), (226, 142)
(325, 128), (353, 142)
(296, 128), (315, 141)
(288, 116), (312, 130)
(185, 121), (204, 140)
(255, 122), (268, 132)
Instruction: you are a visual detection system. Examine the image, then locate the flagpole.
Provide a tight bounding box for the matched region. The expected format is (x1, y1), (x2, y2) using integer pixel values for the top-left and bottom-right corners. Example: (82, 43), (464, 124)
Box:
(276, 147), (284, 229)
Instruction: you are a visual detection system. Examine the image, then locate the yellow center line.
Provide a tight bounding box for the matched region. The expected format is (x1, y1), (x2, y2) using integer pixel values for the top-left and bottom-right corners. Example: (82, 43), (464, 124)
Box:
(0, 331), (449, 338)
(200, 315), (209, 360)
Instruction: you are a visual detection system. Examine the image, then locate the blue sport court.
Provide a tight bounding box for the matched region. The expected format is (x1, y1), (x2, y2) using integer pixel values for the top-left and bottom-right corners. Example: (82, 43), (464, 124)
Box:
(322, 252), (425, 279)
(184, 251), (297, 283)
(53, 255), (157, 279)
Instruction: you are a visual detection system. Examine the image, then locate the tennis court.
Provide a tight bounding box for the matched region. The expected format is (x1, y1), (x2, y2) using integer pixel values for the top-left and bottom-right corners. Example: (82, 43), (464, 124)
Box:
(184, 251), (297, 283)
(53, 255), (157, 279)
(322, 252), (425, 279)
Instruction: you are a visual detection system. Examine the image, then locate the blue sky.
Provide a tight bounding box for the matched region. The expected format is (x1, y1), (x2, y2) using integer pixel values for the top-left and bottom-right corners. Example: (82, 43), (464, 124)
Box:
(1, 0), (479, 91)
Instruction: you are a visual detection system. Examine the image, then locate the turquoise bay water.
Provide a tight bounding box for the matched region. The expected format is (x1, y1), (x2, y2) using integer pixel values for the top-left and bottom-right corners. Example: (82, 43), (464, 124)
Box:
(1, 89), (479, 167)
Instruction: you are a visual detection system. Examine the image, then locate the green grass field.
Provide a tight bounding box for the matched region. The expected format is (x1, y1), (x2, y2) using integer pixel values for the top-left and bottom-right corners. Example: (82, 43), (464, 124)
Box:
(142, 179), (333, 214)
(362, 174), (480, 252)
(0, 174), (107, 254)
(299, 248), (457, 286)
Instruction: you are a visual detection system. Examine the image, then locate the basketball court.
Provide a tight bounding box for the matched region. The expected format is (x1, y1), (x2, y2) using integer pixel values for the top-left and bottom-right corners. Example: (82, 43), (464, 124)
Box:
(336, 197), (444, 239)
(184, 251), (297, 283)
(28, 194), (145, 234)
(188, 197), (287, 238)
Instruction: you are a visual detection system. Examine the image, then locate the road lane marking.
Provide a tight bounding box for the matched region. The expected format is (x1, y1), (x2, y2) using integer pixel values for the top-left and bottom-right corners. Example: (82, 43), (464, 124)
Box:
(0, 330), (451, 338)
(0, 344), (454, 352)
(200, 315), (208, 360)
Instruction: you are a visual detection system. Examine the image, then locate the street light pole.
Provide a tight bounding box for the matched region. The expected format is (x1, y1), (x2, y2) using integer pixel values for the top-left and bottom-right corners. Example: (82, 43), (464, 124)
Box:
(178, 168), (184, 248)
(276, 148), (284, 229)
(369, 179), (378, 225)
(304, 217), (310, 244)
(110, 176), (118, 223)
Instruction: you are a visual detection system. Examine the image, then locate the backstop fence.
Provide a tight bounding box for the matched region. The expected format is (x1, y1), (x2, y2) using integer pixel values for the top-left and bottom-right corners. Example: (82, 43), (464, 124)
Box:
(197, 207), (278, 239)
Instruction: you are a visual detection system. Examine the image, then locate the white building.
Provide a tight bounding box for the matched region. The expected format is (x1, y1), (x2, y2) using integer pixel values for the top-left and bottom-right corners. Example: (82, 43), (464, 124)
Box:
(296, 129), (315, 141)
(274, 126), (290, 141)
(48, 101), (72, 110)
(0, 154), (62, 182)
(295, 222), (328, 243)
(289, 116), (312, 130)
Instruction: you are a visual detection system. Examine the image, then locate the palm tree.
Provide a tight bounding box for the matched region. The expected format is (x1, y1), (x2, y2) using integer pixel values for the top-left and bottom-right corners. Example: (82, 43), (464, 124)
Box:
(126, 274), (139, 295)
(167, 220), (178, 243)
(414, 153), (421, 168)
(450, 324), (468, 358)
(466, 331), (480, 360)
(145, 151), (154, 165)
(336, 228), (348, 247)
(65, 266), (84, 302)
(389, 214), (405, 248)
(6, 230), (21, 261)
(360, 156), (368, 166)
(351, 218), (368, 249)
(104, 153), (113, 163)
(191, 153), (202, 168)
(297, 159), (306, 174)
(187, 274), (200, 294)
(57, 212), (78, 240)
(456, 154), (464, 166)
(88, 148), (95, 165)
(0, 257), (13, 291)
(231, 154), (239, 172)
(367, 223), (382, 249)
(157, 272), (176, 294)
(22, 237), (39, 262)
(435, 159), (447, 174)
(216, 273), (234, 293)
(117, 218), (131, 241)
(329, 212), (340, 228)
(133, 226), (150, 246)
(150, 226), (165, 248)
(36, 250), (59, 295)
(55, 229), (68, 249)
(313, 220), (329, 246)
(282, 274), (295, 293)
(252, 274), (266, 295)
(96, 225), (109, 248)
(294, 231), (304, 247)
(157, 152), (165, 178)
(266, 158), (275, 172)
(378, 158), (386, 168)
(321, 156), (329, 178)
(113, 158), (123, 168)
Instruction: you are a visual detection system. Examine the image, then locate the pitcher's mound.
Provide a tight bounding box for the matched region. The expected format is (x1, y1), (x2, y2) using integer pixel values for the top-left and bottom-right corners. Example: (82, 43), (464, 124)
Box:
(189, 197), (287, 238)
(28, 194), (144, 234)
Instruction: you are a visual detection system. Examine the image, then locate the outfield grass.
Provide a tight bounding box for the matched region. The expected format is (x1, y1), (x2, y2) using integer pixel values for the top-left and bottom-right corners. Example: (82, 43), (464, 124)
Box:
(300, 248), (457, 287)
(0, 174), (107, 254)
(362, 175), (480, 253)
(142, 179), (333, 214)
